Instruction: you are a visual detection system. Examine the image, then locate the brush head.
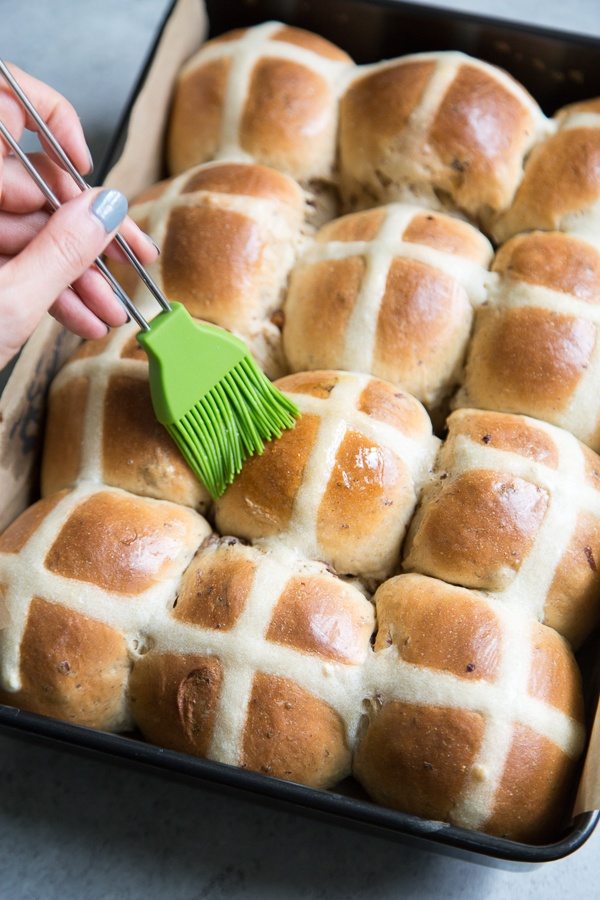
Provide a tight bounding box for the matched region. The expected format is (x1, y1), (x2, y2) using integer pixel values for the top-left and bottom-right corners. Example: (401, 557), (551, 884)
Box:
(137, 303), (299, 498)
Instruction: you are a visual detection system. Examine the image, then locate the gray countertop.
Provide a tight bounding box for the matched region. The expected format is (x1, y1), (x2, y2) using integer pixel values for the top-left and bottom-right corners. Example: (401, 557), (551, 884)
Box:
(1, 1), (600, 897)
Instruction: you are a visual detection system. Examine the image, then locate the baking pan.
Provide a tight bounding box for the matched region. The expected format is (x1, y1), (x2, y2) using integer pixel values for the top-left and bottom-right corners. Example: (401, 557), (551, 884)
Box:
(1, 0), (599, 869)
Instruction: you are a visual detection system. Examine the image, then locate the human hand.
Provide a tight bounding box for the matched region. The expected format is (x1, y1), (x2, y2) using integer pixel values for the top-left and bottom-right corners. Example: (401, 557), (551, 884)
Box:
(0, 63), (159, 368)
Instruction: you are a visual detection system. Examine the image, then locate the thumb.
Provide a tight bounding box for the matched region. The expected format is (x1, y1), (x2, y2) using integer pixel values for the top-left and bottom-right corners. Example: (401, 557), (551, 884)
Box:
(0, 188), (127, 357)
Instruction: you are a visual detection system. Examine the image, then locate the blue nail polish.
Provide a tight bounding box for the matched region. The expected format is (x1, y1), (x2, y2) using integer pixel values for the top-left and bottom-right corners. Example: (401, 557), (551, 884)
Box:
(91, 189), (128, 233)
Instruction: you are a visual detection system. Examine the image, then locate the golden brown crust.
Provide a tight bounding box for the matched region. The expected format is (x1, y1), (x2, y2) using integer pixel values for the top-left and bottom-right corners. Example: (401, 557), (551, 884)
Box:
(492, 125), (600, 241)
(317, 430), (412, 575)
(271, 25), (351, 62)
(429, 64), (535, 215)
(276, 370), (342, 399)
(102, 376), (206, 509)
(44, 491), (203, 595)
(167, 57), (231, 175)
(168, 24), (350, 180)
(119, 335), (147, 361)
(266, 574), (373, 663)
(339, 61), (435, 191)
(181, 161), (301, 208)
(406, 410), (600, 645)
(70, 333), (111, 360)
(404, 469), (549, 591)
(216, 371), (437, 582)
(174, 542), (256, 631)
(126, 538), (370, 789)
(240, 59), (334, 178)
(493, 232), (600, 301)
(354, 701), (487, 820)
(210, 29), (246, 45)
(527, 628), (584, 719)
(283, 257), (365, 372)
(123, 162), (304, 364)
(442, 408), (560, 468)
(41, 376), (88, 496)
(557, 97), (600, 117)
(373, 257), (472, 400)
(317, 208), (387, 243)
(546, 511), (600, 648)
(241, 673), (351, 787)
(485, 725), (578, 842)
(355, 574), (584, 842)
(0, 493), (65, 554)
(162, 205), (266, 330)
(339, 56), (542, 219)
(357, 380), (432, 436)
(373, 575), (502, 680)
(458, 232), (600, 447)
(462, 305), (596, 417)
(41, 330), (210, 511)
(132, 179), (171, 206)
(0, 598), (130, 730)
(402, 212), (490, 262)
(284, 204), (487, 407)
(215, 413), (322, 540)
(129, 652), (223, 756)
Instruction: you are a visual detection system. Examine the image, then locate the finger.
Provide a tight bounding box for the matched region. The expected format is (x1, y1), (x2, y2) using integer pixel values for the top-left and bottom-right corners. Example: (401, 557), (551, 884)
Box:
(0, 160), (158, 276)
(70, 266), (128, 328)
(0, 154), (158, 263)
(103, 214), (160, 265)
(0, 209), (48, 255)
(0, 153), (79, 213)
(49, 287), (109, 340)
(0, 63), (92, 174)
(0, 187), (128, 367)
(0, 204), (158, 273)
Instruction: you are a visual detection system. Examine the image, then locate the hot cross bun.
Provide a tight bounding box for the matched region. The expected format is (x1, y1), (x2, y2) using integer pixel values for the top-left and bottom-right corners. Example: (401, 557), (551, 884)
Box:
(0, 486), (210, 730)
(355, 574), (585, 843)
(456, 231), (600, 451)
(215, 371), (439, 584)
(283, 203), (492, 408)
(168, 22), (352, 185)
(130, 536), (374, 787)
(403, 409), (600, 647)
(338, 52), (548, 224)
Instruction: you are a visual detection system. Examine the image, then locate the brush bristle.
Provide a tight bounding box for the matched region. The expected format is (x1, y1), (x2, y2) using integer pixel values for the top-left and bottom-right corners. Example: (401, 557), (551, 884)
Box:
(167, 356), (299, 499)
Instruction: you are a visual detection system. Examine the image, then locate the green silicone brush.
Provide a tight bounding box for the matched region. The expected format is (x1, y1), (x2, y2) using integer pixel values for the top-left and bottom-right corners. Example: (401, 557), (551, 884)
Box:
(137, 303), (299, 498)
(0, 61), (299, 500)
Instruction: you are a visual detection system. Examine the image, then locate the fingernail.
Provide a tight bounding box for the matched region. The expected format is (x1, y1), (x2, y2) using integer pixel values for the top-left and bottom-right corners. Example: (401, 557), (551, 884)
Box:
(86, 148), (94, 175)
(91, 189), (128, 234)
(145, 233), (161, 255)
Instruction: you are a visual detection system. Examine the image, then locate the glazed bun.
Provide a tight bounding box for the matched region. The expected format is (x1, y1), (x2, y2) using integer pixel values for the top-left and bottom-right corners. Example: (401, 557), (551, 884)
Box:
(492, 98), (600, 243)
(403, 409), (600, 647)
(355, 574), (585, 843)
(283, 203), (492, 407)
(456, 231), (600, 452)
(168, 22), (352, 184)
(130, 537), (374, 787)
(338, 52), (548, 223)
(110, 161), (306, 378)
(215, 371), (439, 584)
(0, 487), (210, 730)
(41, 322), (210, 512)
